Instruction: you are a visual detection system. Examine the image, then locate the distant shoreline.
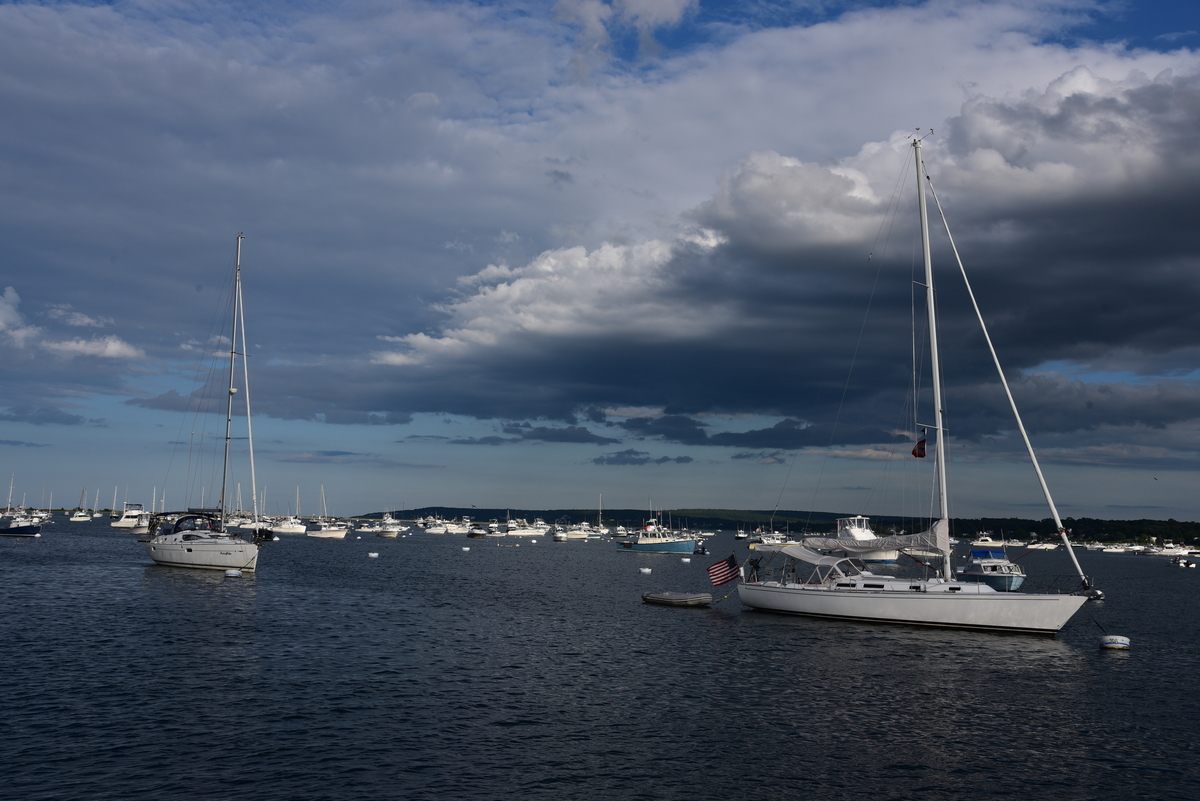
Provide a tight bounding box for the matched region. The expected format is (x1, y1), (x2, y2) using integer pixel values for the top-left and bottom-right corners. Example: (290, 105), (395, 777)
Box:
(349, 506), (1200, 544)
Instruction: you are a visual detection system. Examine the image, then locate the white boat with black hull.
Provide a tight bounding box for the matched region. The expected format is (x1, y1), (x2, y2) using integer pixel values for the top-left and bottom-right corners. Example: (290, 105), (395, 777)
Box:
(144, 235), (270, 571)
(1, 510), (42, 537)
(737, 136), (1094, 634)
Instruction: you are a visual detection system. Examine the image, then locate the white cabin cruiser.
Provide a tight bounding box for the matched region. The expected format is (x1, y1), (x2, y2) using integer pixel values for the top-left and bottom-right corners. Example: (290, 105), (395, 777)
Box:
(958, 549), (1026, 592)
(805, 516), (899, 563)
(111, 502), (146, 529)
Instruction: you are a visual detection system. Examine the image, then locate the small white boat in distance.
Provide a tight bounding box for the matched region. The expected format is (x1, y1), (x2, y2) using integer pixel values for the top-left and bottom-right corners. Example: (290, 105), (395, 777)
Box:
(70, 490), (90, 522)
(307, 519), (348, 538)
(271, 516), (307, 535)
(111, 502), (146, 529)
(805, 516), (899, 563)
(307, 484), (347, 538)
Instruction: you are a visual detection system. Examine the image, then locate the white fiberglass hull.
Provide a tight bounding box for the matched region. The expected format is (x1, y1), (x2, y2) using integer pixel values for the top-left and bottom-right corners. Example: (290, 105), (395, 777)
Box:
(145, 537), (259, 571)
(737, 581), (1087, 634)
(307, 528), (347, 539)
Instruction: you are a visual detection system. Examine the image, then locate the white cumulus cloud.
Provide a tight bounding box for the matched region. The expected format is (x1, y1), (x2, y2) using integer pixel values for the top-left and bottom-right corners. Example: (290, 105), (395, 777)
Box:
(42, 335), (144, 360)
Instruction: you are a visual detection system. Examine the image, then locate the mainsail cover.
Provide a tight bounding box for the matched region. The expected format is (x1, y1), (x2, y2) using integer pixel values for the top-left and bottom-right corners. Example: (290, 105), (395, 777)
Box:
(798, 518), (950, 556)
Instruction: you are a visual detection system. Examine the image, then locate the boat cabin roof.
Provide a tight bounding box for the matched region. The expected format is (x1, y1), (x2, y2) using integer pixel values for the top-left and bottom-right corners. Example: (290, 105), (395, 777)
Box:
(152, 512), (223, 535)
(754, 544), (867, 576)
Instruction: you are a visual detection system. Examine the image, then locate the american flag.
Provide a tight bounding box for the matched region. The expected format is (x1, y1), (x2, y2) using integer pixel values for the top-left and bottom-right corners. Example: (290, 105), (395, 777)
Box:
(707, 554), (740, 587)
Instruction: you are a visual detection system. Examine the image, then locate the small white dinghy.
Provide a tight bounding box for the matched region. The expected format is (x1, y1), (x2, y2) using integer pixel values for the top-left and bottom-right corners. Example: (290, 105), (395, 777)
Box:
(642, 591), (713, 607)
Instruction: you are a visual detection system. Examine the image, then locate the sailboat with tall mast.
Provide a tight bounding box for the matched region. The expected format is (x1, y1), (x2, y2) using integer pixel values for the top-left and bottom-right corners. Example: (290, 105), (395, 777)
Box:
(271, 486), (307, 534)
(306, 484), (348, 538)
(738, 136), (1096, 634)
(143, 234), (271, 571)
(70, 490), (91, 522)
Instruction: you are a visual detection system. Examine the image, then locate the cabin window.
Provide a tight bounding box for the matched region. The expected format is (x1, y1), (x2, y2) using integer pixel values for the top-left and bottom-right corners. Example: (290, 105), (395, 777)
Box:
(836, 582), (856, 588)
(863, 583), (884, 589)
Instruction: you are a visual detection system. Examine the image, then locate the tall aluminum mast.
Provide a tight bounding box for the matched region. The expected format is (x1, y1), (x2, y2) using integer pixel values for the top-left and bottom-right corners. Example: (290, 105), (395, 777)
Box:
(913, 137), (952, 580)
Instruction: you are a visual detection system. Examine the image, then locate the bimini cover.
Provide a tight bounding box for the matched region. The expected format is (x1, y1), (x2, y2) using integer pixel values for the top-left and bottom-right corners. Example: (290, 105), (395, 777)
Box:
(798, 518), (950, 557)
(752, 544), (845, 566)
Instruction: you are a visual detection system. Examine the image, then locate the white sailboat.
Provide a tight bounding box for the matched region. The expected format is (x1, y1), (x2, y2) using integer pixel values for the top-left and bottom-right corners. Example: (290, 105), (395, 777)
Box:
(271, 487), (307, 534)
(306, 484), (347, 538)
(69, 490), (91, 522)
(144, 234), (270, 571)
(738, 136), (1096, 634)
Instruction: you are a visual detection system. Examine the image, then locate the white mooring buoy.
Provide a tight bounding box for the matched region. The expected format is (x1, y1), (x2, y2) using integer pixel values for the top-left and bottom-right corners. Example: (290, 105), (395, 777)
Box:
(462, 546), (470, 552)
(681, 557), (691, 563)
(1099, 635), (1131, 650)
(368, 552), (379, 558)
(639, 567), (652, 574)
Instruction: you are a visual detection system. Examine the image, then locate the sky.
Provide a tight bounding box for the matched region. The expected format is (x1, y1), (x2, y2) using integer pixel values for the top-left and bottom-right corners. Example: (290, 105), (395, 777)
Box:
(2, 0), (1200, 521)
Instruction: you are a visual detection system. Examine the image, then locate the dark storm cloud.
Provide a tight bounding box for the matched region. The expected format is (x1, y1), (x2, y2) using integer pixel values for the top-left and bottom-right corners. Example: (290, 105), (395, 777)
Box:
(619, 414), (710, 444)
(448, 424), (619, 446)
(6, 0), (1200, 494)
(274, 450), (411, 467)
(126, 390), (204, 414)
(449, 436), (511, 446)
(501, 425), (620, 444)
(592, 448), (693, 466)
(352, 69), (1200, 469)
(0, 406), (88, 426)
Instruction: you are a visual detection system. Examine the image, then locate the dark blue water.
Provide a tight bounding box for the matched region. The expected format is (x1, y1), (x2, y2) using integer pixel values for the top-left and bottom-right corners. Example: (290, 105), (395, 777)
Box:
(3, 521), (1198, 800)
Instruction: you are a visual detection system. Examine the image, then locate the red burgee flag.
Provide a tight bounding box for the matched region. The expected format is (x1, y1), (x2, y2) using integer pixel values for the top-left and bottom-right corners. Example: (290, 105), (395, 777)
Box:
(912, 439), (926, 458)
(707, 554), (740, 587)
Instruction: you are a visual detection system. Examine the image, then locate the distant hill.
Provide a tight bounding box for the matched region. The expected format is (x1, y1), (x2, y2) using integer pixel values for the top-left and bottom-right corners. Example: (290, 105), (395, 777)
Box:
(357, 507), (1200, 545)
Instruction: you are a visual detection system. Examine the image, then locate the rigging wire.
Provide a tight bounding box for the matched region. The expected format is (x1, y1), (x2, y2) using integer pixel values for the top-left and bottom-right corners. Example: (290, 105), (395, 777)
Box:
(160, 242), (240, 512)
(772, 154), (913, 535)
